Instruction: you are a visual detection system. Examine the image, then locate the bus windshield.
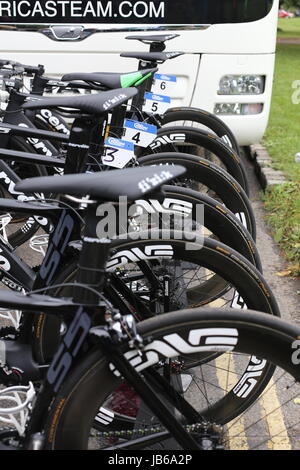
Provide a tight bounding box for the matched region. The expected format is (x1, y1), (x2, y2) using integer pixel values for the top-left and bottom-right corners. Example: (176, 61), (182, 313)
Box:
(0, 0), (275, 25)
(190, 0), (274, 24)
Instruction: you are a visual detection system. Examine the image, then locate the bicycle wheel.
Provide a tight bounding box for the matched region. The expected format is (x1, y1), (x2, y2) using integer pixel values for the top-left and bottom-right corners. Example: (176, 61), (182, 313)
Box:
(138, 126), (249, 195)
(42, 308), (300, 450)
(33, 233), (279, 435)
(32, 224), (264, 365)
(162, 185), (261, 271)
(139, 152), (256, 239)
(161, 107), (240, 155)
(0, 136), (48, 247)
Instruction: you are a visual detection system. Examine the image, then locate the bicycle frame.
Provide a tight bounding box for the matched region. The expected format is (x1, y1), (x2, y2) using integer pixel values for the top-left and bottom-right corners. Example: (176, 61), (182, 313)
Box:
(11, 200), (201, 450)
(0, 112), (104, 240)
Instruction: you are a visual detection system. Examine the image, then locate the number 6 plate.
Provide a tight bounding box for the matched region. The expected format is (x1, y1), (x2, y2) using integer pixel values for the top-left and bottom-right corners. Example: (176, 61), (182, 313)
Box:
(152, 73), (177, 94)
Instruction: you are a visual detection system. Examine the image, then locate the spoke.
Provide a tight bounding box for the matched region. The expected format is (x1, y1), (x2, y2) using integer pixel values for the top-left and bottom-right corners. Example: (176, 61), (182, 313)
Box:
(223, 373), (299, 449)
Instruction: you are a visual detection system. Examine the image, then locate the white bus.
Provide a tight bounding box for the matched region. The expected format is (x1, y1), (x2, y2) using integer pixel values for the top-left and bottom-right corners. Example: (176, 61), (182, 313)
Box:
(0, 0), (279, 145)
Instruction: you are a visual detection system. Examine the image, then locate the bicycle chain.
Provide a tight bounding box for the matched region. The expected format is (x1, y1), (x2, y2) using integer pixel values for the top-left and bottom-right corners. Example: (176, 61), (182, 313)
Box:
(0, 427), (21, 449)
(94, 422), (224, 450)
(0, 426), (19, 436)
(0, 326), (18, 339)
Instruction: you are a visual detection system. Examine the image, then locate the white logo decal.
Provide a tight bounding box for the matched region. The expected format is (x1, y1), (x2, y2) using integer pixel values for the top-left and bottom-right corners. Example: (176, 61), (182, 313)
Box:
(0, 127), (10, 134)
(107, 245), (174, 270)
(103, 93), (127, 111)
(233, 356), (267, 398)
(134, 122), (148, 131)
(110, 328), (239, 376)
(138, 169), (175, 194)
(150, 134), (186, 150)
(134, 198), (192, 217)
(18, 123), (53, 157)
(39, 109), (70, 136)
(95, 407), (114, 426)
(0, 249), (10, 272)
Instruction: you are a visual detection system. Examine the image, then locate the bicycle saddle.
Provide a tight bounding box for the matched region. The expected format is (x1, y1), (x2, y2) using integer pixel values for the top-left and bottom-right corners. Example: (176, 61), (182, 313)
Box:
(16, 165), (186, 202)
(62, 67), (157, 89)
(21, 87), (137, 115)
(125, 34), (180, 51)
(126, 34), (180, 44)
(120, 51), (184, 63)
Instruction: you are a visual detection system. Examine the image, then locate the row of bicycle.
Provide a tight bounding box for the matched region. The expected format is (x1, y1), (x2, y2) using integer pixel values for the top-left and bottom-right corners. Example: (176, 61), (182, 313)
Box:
(0, 33), (297, 451)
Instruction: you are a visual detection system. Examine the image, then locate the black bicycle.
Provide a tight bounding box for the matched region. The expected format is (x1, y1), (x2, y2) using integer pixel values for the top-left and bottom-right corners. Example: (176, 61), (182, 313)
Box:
(0, 166), (297, 450)
(0, 71), (256, 247)
(0, 87), (281, 448)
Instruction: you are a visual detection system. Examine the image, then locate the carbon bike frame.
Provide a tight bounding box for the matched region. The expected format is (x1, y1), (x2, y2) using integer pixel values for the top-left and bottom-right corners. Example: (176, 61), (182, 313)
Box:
(0, 172), (203, 449)
(0, 110), (108, 293)
(0, 113), (171, 387)
(0, 49), (177, 199)
(0, 64), (184, 303)
(12, 200), (201, 450)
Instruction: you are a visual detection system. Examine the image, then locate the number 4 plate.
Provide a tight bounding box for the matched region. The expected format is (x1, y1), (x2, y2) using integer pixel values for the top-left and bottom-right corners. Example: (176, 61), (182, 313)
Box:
(123, 119), (157, 147)
(152, 73), (177, 94)
(143, 92), (171, 115)
(102, 137), (135, 168)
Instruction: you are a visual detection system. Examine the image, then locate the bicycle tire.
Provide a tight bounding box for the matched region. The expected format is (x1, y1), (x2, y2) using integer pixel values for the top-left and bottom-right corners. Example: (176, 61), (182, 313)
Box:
(161, 107), (240, 155)
(32, 213), (262, 366)
(42, 307), (300, 450)
(2, 136), (48, 247)
(138, 152), (256, 239)
(138, 126), (249, 195)
(33, 234), (279, 436)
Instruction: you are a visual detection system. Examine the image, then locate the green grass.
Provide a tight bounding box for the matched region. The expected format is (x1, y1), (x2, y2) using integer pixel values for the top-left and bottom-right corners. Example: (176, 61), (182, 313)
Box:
(262, 183), (300, 276)
(262, 43), (300, 274)
(277, 17), (300, 38)
(263, 44), (300, 183)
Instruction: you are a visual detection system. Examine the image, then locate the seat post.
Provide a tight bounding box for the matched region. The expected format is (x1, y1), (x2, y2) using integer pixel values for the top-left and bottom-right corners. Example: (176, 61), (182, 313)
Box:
(150, 41), (166, 52)
(131, 60), (157, 112)
(73, 202), (111, 305)
(0, 90), (27, 147)
(64, 116), (98, 174)
(31, 75), (51, 96)
(109, 105), (127, 139)
(130, 38), (164, 111)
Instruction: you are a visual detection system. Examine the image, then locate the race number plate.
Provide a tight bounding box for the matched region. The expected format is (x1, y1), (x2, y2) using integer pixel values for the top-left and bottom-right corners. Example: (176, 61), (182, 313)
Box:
(123, 119), (157, 147)
(143, 92), (171, 115)
(103, 137), (135, 168)
(152, 73), (177, 94)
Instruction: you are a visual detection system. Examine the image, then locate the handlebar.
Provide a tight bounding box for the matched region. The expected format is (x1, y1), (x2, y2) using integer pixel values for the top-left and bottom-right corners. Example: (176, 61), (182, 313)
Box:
(0, 59), (44, 76)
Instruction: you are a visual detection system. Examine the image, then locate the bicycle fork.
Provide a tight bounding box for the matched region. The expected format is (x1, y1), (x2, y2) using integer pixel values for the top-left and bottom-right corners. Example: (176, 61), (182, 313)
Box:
(90, 325), (201, 450)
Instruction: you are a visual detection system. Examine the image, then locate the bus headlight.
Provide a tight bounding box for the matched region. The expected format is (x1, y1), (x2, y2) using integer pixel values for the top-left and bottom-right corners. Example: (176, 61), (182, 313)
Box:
(218, 75), (265, 95)
(214, 103), (263, 115)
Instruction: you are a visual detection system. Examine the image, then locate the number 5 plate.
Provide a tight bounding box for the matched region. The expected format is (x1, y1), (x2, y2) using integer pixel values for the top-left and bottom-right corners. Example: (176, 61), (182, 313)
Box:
(143, 92), (171, 115)
(123, 119), (157, 148)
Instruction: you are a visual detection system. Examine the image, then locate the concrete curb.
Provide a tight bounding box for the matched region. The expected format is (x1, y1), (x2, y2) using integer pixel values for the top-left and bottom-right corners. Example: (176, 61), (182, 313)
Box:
(249, 144), (287, 190)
